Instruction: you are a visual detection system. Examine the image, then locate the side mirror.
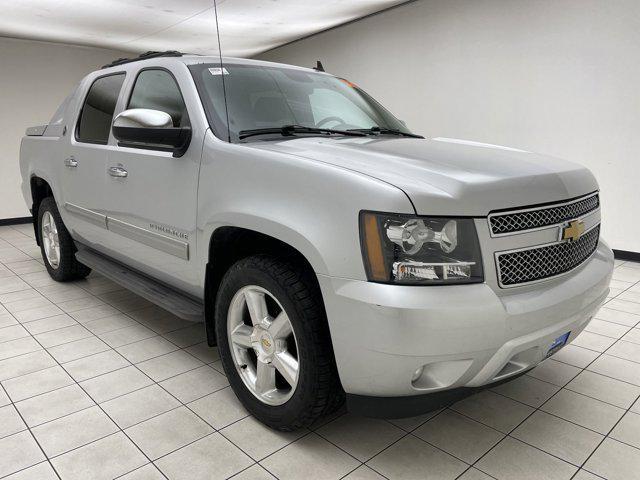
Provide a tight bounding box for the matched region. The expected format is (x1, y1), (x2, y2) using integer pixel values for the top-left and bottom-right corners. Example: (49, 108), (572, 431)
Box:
(112, 109), (191, 157)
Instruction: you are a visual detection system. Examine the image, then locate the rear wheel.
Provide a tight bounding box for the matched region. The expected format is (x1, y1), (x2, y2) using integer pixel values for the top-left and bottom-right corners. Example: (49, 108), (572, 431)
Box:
(215, 255), (343, 430)
(38, 197), (91, 281)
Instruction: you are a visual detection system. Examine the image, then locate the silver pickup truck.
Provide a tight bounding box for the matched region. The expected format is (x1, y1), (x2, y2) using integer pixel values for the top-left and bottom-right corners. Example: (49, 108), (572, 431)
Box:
(20, 51), (613, 430)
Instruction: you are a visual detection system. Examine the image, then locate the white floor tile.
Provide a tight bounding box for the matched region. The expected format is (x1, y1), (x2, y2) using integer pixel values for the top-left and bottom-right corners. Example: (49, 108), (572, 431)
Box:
(476, 437), (577, 479)
(79, 365), (153, 403)
(136, 350), (203, 382)
(118, 463), (166, 480)
(155, 433), (253, 480)
(125, 406), (213, 460)
(0, 350), (56, 382)
(22, 314), (77, 335)
(100, 384), (181, 429)
(34, 324), (92, 348)
(566, 370), (640, 408)
(587, 354), (640, 386)
(343, 465), (386, 480)
(64, 349), (130, 382)
(51, 432), (147, 480)
(159, 364), (228, 403)
(3, 461), (59, 480)
(414, 410), (503, 463)
(187, 387), (249, 429)
(0, 431), (46, 477)
(512, 411), (603, 465)
(48, 336), (110, 363)
(450, 391), (534, 433)
(367, 434), (467, 480)
(2, 365), (74, 402)
(98, 324), (157, 348)
(0, 404), (27, 439)
(541, 388), (625, 434)
(222, 415), (307, 461)
(262, 433), (360, 480)
(116, 335), (179, 364)
(609, 411), (640, 448)
(584, 437), (640, 480)
(15, 384), (94, 427)
(491, 375), (560, 408)
(527, 359), (581, 386)
(31, 405), (118, 457)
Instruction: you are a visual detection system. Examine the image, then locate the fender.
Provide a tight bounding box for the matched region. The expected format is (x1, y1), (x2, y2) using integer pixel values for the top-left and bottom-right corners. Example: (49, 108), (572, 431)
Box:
(196, 211), (329, 292)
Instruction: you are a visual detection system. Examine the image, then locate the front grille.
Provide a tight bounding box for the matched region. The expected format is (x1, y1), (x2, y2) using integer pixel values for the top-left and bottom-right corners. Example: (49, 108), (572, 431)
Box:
(489, 193), (599, 235)
(496, 225), (600, 286)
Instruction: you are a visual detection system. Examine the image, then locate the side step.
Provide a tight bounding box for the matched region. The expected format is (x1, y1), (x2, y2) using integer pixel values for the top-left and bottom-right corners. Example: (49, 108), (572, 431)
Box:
(75, 248), (204, 322)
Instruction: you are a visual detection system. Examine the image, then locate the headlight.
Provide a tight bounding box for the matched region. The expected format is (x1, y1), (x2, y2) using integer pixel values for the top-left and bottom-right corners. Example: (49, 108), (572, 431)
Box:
(359, 212), (484, 285)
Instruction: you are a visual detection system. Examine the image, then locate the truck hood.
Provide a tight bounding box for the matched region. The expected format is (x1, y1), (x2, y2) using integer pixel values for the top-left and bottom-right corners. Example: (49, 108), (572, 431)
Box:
(246, 136), (598, 216)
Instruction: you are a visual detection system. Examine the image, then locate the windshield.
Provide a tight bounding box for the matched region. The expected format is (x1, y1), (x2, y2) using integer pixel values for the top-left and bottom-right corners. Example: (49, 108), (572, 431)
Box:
(189, 63), (415, 142)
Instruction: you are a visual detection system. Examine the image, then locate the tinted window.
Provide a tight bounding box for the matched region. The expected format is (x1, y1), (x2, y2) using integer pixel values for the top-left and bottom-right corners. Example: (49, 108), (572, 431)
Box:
(77, 74), (125, 144)
(189, 63), (412, 142)
(128, 70), (189, 127)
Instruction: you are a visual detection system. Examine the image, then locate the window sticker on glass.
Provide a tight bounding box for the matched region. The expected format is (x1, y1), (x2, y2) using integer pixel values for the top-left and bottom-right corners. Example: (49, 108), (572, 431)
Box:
(208, 67), (229, 76)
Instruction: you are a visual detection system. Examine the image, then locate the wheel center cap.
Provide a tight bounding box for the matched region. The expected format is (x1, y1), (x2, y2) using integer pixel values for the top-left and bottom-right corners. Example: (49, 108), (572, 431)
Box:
(260, 336), (272, 351)
(251, 326), (275, 360)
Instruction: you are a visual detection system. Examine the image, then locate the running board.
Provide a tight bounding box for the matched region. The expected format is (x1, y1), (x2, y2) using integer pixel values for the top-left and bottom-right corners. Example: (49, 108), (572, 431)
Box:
(75, 248), (204, 322)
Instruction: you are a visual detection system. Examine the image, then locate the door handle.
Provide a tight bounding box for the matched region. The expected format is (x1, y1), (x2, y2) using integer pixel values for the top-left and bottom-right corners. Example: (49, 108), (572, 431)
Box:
(64, 157), (78, 168)
(108, 166), (128, 178)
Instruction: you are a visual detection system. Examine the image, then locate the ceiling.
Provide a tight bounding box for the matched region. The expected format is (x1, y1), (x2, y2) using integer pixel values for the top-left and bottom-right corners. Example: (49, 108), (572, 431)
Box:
(0, 0), (407, 57)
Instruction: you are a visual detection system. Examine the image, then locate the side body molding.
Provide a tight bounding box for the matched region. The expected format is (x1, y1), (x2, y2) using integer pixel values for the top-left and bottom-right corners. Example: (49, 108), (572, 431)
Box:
(64, 203), (189, 260)
(65, 203), (107, 228)
(106, 217), (189, 260)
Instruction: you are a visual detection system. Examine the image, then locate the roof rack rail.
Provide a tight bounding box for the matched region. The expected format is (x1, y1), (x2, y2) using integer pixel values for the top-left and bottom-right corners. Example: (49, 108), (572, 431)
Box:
(101, 50), (185, 69)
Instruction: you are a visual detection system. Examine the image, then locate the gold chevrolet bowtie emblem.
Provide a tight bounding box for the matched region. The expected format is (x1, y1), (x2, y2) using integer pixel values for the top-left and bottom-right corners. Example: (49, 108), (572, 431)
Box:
(261, 338), (271, 349)
(561, 220), (585, 242)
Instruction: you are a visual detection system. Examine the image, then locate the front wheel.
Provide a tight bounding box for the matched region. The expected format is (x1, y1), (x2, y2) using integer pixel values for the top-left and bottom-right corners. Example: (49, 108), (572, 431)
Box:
(215, 255), (343, 430)
(38, 197), (91, 281)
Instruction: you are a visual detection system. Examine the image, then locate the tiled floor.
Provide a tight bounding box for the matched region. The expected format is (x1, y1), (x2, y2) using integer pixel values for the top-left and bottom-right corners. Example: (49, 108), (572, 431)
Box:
(0, 223), (638, 480)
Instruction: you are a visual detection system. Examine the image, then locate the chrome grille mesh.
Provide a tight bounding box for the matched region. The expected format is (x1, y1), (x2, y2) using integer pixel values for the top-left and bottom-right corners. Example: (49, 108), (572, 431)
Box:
(497, 225), (600, 286)
(489, 194), (599, 235)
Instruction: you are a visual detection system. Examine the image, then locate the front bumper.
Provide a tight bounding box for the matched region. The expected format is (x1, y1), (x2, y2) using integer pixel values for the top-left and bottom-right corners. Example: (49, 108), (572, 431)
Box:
(317, 242), (613, 413)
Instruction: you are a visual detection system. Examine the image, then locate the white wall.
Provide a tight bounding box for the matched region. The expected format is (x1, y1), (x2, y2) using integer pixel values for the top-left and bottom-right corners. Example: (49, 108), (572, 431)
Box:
(258, 0), (640, 252)
(0, 37), (129, 219)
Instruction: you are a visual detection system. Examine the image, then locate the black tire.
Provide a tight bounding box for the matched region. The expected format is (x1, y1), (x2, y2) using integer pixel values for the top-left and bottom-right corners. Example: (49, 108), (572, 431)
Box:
(215, 254), (344, 431)
(37, 197), (91, 281)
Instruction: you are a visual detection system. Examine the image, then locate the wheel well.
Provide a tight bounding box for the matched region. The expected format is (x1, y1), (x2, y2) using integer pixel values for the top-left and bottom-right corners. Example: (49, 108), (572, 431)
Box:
(204, 226), (319, 345)
(29, 177), (53, 245)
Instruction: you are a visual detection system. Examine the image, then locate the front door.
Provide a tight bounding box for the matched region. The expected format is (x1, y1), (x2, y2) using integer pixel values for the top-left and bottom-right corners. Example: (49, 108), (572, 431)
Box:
(59, 73), (126, 249)
(102, 68), (201, 294)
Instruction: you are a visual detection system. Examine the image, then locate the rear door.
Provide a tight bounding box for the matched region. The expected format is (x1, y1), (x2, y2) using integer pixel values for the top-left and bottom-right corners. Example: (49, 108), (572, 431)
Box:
(103, 67), (202, 294)
(60, 73), (126, 247)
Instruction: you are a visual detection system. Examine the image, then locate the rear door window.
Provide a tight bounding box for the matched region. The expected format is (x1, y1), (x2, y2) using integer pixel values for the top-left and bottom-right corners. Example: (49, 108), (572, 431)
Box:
(76, 73), (126, 144)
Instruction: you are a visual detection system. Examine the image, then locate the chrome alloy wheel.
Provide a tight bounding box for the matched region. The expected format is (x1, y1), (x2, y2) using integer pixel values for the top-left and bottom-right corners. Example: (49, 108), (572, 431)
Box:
(227, 285), (300, 406)
(41, 211), (60, 269)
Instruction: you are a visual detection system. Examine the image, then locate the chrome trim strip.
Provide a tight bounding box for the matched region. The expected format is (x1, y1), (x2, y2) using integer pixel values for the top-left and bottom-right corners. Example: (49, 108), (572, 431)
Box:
(106, 217), (189, 260)
(487, 192), (599, 237)
(64, 203), (107, 228)
(494, 223), (600, 288)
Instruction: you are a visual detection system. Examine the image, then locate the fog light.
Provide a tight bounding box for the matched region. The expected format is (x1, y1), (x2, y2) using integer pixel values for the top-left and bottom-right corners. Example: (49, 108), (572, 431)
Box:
(411, 366), (424, 382)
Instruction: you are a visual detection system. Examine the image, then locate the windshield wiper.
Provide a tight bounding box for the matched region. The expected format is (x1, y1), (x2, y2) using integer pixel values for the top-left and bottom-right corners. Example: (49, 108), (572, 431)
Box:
(239, 124), (367, 140)
(348, 126), (424, 138)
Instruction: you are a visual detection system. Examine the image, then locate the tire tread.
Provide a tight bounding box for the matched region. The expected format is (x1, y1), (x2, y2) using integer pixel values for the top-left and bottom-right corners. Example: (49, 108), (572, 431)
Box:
(216, 254), (344, 430)
(38, 197), (91, 282)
